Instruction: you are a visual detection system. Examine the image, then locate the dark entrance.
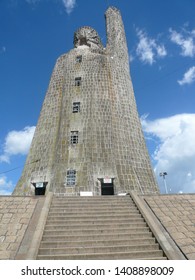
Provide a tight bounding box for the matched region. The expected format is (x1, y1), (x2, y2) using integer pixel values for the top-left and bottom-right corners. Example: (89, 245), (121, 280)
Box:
(101, 182), (114, 195)
(31, 182), (48, 196)
(99, 178), (114, 195)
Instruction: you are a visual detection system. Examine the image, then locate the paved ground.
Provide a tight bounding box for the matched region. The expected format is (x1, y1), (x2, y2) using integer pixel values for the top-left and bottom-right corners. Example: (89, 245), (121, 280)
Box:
(144, 194), (195, 260)
(0, 196), (38, 259)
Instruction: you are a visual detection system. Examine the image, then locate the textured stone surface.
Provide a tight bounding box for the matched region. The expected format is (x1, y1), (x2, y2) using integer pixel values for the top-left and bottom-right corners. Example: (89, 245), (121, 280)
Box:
(144, 194), (195, 260)
(0, 197), (37, 260)
(0, 194), (194, 259)
(36, 196), (167, 260)
(13, 7), (158, 196)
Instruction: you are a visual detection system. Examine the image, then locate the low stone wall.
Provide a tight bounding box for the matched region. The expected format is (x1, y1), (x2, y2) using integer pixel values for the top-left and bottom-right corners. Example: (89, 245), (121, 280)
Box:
(0, 196), (38, 260)
(144, 194), (195, 260)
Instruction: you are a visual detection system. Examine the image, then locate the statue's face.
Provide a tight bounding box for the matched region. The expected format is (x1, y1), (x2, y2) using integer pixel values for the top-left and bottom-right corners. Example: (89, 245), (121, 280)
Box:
(74, 27), (103, 50)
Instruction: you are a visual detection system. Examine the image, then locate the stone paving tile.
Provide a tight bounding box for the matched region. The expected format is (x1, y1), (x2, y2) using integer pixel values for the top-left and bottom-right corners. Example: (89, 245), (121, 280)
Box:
(0, 196), (37, 260)
(144, 194), (195, 260)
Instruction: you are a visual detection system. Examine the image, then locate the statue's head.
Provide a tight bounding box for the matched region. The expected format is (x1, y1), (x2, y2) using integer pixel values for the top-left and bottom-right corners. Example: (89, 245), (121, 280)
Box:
(74, 26), (103, 50)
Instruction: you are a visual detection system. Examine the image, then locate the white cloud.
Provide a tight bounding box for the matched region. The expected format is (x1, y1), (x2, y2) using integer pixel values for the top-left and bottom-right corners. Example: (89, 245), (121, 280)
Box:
(156, 45), (167, 57)
(136, 29), (167, 65)
(62, 0), (76, 14)
(24, 0), (77, 14)
(169, 27), (195, 57)
(129, 54), (134, 62)
(141, 114), (195, 194)
(25, 0), (40, 4)
(0, 126), (35, 163)
(0, 46), (6, 54)
(0, 176), (13, 195)
(178, 66), (195, 85)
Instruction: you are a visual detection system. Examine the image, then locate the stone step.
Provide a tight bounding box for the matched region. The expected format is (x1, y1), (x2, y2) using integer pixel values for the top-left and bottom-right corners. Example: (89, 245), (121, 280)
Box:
(47, 212), (142, 219)
(39, 237), (157, 248)
(44, 222), (148, 231)
(37, 250), (165, 260)
(51, 200), (132, 205)
(52, 196), (133, 201)
(43, 227), (150, 237)
(51, 199), (133, 204)
(51, 200), (134, 206)
(50, 205), (134, 209)
(53, 196), (131, 200)
(45, 219), (146, 227)
(41, 231), (153, 242)
(50, 205), (134, 210)
(46, 216), (145, 225)
(48, 208), (140, 214)
(51, 203), (137, 210)
(38, 243), (160, 255)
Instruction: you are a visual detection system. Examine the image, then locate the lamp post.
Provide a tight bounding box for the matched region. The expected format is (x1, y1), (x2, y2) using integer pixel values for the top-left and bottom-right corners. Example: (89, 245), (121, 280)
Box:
(159, 172), (168, 194)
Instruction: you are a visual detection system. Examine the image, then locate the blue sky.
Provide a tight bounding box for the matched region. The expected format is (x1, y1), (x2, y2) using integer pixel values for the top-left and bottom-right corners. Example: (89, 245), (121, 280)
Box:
(0, 0), (195, 195)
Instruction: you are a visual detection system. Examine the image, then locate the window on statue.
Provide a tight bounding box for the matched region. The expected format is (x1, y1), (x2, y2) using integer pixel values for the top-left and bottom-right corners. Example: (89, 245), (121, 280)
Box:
(66, 169), (76, 185)
(75, 77), (81, 86)
(76, 55), (82, 63)
(72, 102), (80, 113)
(70, 131), (79, 144)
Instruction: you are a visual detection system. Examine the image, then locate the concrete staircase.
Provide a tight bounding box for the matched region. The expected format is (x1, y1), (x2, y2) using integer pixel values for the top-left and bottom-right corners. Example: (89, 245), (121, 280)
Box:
(36, 195), (167, 260)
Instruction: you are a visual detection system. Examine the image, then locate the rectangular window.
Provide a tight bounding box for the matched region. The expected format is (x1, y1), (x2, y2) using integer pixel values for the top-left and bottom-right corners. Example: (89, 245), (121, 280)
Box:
(66, 169), (76, 185)
(75, 77), (81, 86)
(72, 102), (80, 113)
(70, 131), (79, 144)
(76, 55), (82, 63)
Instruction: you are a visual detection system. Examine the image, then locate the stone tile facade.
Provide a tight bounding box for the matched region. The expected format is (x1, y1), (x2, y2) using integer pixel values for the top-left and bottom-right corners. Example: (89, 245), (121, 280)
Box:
(144, 194), (195, 260)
